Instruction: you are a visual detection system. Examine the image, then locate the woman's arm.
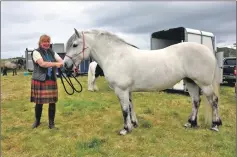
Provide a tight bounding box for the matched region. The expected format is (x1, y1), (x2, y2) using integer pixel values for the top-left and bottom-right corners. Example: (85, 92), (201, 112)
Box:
(33, 50), (62, 68)
(54, 53), (64, 64)
(36, 58), (58, 68)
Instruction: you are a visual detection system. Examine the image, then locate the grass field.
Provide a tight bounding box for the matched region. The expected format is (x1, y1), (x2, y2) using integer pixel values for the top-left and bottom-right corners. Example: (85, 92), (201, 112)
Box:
(1, 72), (236, 157)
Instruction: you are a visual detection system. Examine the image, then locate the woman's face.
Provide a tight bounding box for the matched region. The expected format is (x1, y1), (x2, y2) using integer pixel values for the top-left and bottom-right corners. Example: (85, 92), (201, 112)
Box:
(40, 40), (50, 49)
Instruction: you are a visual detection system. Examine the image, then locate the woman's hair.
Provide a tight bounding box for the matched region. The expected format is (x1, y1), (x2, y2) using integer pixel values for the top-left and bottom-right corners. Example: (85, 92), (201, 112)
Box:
(38, 34), (51, 47)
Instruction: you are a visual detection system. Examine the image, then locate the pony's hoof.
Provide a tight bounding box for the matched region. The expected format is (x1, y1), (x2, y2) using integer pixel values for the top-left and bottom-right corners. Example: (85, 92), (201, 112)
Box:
(210, 125), (219, 132)
(184, 123), (191, 128)
(184, 122), (198, 129)
(88, 89), (94, 92)
(119, 129), (128, 135)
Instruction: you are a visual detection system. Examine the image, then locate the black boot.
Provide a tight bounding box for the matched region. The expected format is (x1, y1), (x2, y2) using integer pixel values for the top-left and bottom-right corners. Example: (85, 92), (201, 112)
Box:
(48, 103), (57, 129)
(32, 104), (43, 128)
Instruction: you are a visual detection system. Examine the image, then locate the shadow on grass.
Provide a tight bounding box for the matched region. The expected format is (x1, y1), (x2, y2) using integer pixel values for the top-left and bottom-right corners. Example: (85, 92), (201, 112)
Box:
(76, 137), (107, 156)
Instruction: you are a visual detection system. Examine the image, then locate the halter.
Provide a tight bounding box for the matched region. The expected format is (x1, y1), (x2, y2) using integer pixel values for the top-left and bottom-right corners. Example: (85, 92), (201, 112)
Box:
(59, 31), (87, 95)
(65, 31), (88, 69)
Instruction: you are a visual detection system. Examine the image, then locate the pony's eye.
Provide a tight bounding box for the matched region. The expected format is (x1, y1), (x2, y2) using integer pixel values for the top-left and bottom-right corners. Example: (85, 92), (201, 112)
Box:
(73, 44), (78, 48)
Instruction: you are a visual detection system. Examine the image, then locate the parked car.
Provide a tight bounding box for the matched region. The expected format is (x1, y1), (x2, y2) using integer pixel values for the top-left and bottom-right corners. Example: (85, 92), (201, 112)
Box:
(223, 57), (236, 85)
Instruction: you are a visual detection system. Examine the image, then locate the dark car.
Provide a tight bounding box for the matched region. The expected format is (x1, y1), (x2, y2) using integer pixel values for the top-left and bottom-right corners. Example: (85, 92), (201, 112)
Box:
(223, 57), (236, 85)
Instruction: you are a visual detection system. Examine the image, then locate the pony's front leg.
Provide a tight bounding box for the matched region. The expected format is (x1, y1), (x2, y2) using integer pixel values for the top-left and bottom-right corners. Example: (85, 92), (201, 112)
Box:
(129, 92), (138, 128)
(115, 88), (133, 135)
(183, 80), (201, 128)
(88, 76), (95, 91)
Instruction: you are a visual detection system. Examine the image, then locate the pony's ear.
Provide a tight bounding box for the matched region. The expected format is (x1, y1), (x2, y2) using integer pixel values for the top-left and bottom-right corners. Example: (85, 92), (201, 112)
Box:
(74, 28), (81, 38)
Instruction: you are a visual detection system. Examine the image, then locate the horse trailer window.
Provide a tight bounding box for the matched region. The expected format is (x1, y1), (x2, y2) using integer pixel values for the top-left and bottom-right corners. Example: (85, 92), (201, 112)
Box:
(224, 59), (236, 65)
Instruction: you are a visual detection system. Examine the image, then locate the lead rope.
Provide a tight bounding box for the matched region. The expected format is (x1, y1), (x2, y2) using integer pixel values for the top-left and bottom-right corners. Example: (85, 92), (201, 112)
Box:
(58, 68), (83, 95)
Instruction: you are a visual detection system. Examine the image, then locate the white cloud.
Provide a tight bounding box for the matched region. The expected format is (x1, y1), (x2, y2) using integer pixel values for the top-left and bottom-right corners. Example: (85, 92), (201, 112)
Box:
(1, 1), (236, 59)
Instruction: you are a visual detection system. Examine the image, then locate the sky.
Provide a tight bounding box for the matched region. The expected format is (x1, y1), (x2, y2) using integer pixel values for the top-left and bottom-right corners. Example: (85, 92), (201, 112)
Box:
(1, 1), (236, 59)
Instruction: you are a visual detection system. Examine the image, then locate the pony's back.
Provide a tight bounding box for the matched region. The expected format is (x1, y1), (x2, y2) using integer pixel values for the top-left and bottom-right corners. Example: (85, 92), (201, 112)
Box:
(5, 61), (17, 69)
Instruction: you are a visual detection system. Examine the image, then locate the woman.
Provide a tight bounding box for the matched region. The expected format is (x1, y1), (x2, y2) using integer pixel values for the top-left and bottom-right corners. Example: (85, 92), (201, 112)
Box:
(31, 34), (63, 129)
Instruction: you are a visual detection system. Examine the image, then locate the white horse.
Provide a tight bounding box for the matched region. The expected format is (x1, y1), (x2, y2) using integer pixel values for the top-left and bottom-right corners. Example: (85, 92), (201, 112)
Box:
(63, 28), (222, 135)
(88, 61), (99, 91)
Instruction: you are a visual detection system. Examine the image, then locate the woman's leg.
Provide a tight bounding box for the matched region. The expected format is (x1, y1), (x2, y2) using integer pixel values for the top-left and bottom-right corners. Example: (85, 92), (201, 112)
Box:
(48, 103), (56, 129)
(32, 104), (43, 128)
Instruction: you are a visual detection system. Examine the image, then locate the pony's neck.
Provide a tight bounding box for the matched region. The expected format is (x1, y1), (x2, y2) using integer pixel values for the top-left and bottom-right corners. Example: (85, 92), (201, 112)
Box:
(83, 32), (106, 68)
(86, 30), (135, 70)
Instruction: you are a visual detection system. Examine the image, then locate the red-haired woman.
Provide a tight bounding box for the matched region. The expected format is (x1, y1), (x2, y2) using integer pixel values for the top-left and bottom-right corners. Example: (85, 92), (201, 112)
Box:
(30, 34), (63, 129)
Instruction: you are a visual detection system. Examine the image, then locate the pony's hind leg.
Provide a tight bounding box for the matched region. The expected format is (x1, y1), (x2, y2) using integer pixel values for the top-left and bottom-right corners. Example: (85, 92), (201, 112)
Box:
(200, 85), (222, 131)
(203, 86), (222, 131)
(129, 92), (138, 128)
(208, 95), (222, 131)
(184, 78), (201, 128)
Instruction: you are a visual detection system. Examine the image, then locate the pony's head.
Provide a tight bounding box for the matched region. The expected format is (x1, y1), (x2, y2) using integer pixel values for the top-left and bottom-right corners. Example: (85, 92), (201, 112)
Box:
(63, 28), (91, 71)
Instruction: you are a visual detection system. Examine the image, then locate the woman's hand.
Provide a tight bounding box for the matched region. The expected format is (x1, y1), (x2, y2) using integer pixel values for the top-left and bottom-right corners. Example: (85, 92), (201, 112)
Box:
(55, 62), (63, 68)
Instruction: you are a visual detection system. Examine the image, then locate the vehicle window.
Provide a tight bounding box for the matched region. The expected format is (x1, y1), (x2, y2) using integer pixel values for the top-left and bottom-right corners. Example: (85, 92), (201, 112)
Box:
(224, 59), (236, 65)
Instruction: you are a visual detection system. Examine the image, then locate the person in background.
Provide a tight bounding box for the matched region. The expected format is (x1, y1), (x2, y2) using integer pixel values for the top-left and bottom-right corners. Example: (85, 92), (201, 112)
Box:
(30, 34), (63, 129)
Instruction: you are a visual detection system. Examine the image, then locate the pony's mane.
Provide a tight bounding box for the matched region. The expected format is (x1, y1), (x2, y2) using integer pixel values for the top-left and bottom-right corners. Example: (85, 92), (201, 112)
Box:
(90, 30), (139, 49)
(66, 29), (139, 50)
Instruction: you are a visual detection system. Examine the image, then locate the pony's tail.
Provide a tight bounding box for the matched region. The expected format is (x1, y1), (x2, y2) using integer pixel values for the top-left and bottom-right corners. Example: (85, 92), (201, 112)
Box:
(212, 61), (221, 99)
(204, 61), (220, 125)
(88, 63), (93, 90)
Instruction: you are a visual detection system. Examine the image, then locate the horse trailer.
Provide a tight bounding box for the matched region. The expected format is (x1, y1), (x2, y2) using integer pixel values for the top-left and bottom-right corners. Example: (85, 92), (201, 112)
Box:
(150, 27), (224, 92)
(25, 43), (90, 74)
(25, 48), (34, 72)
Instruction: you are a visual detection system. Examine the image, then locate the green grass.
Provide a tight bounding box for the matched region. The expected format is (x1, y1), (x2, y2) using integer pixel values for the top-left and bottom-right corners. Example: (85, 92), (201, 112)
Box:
(1, 73), (236, 157)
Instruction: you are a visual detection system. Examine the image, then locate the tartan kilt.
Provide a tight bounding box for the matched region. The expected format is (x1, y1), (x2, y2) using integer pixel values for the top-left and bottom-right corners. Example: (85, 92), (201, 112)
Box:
(30, 79), (58, 104)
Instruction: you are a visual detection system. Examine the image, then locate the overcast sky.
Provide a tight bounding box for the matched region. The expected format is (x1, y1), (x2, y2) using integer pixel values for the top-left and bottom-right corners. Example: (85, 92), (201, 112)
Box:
(1, 1), (236, 59)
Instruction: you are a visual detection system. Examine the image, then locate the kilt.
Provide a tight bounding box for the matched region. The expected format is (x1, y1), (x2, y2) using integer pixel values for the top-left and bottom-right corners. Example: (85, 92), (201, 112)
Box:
(30, 79), (58, 104)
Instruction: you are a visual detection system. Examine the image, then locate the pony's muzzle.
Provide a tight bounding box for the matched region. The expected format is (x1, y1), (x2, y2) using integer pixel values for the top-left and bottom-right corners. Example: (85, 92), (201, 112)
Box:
(64, 62), (73, 71)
